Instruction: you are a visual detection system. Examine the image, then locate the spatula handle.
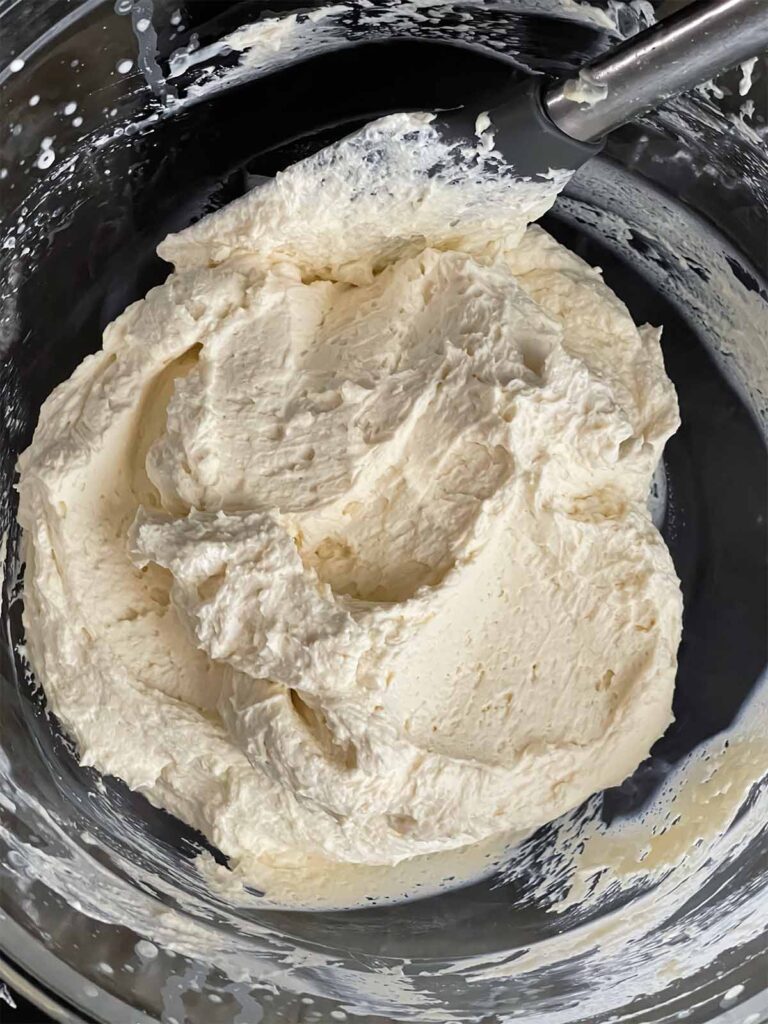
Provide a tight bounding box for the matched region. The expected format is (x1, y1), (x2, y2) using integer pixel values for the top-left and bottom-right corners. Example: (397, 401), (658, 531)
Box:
(545, 0), (768, 142)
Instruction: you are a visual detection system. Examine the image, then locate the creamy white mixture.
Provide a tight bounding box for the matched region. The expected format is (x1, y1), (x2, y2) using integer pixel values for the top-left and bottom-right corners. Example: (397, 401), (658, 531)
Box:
(18, 113), (682, 899)
(561, 69), (608, 106)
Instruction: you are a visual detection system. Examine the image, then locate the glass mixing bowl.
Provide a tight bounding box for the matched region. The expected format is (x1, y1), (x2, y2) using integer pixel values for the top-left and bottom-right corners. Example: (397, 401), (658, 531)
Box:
(1, 2), (766, 1021)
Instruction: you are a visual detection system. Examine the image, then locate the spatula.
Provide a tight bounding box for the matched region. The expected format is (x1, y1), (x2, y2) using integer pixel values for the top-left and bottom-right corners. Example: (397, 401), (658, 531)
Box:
(436, 0), (768, 179)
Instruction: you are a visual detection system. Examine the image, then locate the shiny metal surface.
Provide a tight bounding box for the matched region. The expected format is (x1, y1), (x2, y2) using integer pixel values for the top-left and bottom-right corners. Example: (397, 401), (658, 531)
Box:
(545, 0), (768, 141)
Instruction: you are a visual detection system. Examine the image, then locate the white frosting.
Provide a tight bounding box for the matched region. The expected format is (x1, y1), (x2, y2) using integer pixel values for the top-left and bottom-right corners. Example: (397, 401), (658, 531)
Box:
(738, 56), (757, 97)
(18, 113), (681, 893)
(561, 70), (608, 106)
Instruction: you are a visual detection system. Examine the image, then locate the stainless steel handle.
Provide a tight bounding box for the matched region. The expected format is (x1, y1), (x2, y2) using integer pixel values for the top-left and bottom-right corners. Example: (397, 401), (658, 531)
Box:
(545, 0), (768, 142)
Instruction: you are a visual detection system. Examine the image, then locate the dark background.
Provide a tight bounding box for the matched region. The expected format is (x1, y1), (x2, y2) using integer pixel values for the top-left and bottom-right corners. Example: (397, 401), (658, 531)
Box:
(2, 990), (52, 1023)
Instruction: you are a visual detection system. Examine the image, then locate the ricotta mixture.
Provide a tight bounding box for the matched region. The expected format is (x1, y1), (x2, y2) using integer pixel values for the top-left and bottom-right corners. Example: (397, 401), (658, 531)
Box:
(18, 113), (682, 897)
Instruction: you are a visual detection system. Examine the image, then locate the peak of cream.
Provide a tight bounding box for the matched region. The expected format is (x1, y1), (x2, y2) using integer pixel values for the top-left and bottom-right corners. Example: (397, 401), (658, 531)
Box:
(18, 113), (681, 896)
(157, 113), (569, 282)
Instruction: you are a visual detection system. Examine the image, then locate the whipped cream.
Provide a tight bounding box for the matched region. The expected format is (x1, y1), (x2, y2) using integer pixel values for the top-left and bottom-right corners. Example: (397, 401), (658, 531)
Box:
(18, 113), (682, 896)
